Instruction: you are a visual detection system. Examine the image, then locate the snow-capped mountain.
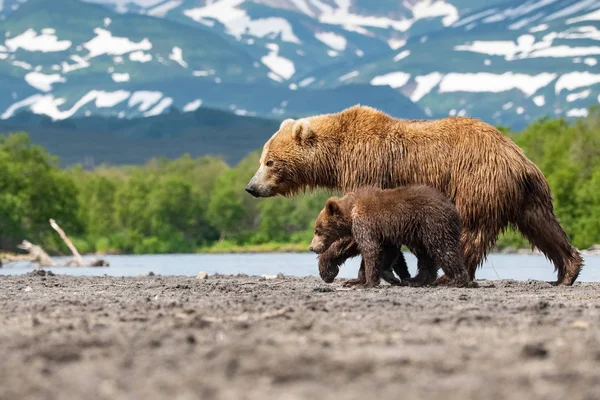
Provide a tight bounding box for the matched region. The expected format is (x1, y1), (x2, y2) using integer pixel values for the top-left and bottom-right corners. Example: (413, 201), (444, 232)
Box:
(299, 0), (600, 127)
(0, 0), (598, 128)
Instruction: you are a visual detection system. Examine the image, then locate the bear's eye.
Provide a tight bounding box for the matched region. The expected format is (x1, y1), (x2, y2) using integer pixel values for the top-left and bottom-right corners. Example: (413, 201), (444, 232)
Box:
(266, 160), (274, 167)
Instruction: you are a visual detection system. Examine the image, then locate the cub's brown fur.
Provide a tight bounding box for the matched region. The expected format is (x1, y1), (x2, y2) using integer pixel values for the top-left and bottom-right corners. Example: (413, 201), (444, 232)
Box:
(310, 185), (469, 288)
(246, 105), (583, 286)
(317, 237), (410, 285)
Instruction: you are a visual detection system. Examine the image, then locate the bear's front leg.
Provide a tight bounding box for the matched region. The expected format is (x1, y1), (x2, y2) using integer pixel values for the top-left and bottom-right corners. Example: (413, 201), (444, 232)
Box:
(357, 246), (382, 289)
(342, 260), (366, 287)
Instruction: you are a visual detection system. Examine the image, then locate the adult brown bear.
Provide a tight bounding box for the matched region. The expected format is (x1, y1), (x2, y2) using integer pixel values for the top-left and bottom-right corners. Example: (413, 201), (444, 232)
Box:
(245, 105), (583, 285)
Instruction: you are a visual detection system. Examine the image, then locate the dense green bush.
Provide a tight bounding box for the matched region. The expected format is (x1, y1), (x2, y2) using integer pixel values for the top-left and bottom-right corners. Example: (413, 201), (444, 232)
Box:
(1, 107), (599, 254)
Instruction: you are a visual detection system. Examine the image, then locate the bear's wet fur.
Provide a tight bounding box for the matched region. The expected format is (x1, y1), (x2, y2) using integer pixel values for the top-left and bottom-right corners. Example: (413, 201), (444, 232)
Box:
(310, 185), (469, 288)
(247, 105), (583, 286)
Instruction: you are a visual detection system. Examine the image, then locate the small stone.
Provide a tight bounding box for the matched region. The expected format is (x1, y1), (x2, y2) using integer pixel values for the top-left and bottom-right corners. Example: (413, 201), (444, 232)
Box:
(197, 271), (208, 280)
(148, 271), (155, 276)
(24, 286), (32, 292)
(262, 274), (277, 280)
(522, 343), (548, 359)
(186, 334), (196, 344)
(312, 287), (334, 293)
(571, 320), (590, 330)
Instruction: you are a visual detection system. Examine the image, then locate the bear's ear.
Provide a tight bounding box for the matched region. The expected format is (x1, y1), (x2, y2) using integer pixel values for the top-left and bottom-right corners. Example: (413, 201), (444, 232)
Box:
(292, 119), (315, 144)
(280, 118), (295, 131)
(325, 198), (342, 216)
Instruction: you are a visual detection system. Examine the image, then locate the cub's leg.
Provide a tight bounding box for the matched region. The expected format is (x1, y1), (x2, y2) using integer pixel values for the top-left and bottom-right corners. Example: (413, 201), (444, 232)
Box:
(389, 246), (411, 281)
(342, 259), (366, 287)
(402, 250), (437, 287)
(380, 245), (403, 285)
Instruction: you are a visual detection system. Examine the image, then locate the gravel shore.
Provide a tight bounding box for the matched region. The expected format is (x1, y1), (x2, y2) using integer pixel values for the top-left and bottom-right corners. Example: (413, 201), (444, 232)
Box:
(1, 272), (600, 400)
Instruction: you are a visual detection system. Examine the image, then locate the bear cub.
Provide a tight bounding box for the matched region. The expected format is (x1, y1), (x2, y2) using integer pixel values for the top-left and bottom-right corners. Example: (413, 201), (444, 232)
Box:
(310, 185), (469, 288)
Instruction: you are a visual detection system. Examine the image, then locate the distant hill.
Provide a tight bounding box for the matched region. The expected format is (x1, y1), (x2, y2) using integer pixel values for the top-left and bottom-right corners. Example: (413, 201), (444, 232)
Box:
(0, 108), (281, 166)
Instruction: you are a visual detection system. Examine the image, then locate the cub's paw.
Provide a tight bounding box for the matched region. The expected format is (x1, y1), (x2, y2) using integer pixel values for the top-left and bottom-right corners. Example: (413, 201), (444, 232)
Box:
(342, 279), (364, 288)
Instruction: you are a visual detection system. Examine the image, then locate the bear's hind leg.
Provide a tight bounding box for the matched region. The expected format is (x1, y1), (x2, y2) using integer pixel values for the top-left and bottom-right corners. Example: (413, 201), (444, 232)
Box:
(515, 204), (583, 286)
(380, 245), (404, 285)
(391, 247), (411, 281)
(435, 249), (469, 287)
(450, 225), (497, 283)
(403, 251), (437, 287)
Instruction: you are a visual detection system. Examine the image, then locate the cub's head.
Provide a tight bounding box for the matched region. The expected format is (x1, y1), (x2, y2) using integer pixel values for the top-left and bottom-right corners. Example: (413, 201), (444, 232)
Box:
(317, 237), (360, 284)
(245, 118), (317, 198)
(309, 197), (352, 255)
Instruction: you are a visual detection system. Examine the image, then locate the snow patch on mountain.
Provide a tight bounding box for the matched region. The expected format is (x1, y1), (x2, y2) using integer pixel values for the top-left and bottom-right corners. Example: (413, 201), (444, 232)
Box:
(370, 72), (410, 88)
(567, 108), (588, 117)
(184, 0), (301, 44)
(128, 91), (162, 112)
(393, 50), (410, 62)
(533, 95), (546, 106)
(111, 72), (130, 82)
(567, 8), (600, 24)
(1, 90), (131, 120)
(148, 0), (182, 17)
(411, 72), (443, 101)
(555, 72), (600, 93)
(169, 46), (188, 68)
(85, 0), (163, 13)
(566, 89), (591, 102)
(12, 60), (32, 70)
(338, 70), (359, 82)
(261, 43), (295, 80)
(482, 0), (559, 24)
(144, 97), (173, 117)
(84, 28), (152, 58)
(25, 72), (66, 92)
(412, 0), (459, 27)
(5, 28), (72, 52)
(544, 0), (598, 22)
(455, 29), (600, 61)
(438, 72), (557, 96)
(129, 51), (152, 63)
(315, 31), (347, 51)
(183, 99), (202, 112)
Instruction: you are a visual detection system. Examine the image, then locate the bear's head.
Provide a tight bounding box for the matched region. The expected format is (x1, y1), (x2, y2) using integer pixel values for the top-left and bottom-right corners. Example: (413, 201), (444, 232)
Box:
(309, 196), (353, 255)
(245, 118), (320, 198)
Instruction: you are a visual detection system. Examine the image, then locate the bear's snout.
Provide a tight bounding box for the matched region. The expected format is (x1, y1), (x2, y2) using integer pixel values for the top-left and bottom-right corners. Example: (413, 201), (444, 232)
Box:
(245, 184), (259, 197)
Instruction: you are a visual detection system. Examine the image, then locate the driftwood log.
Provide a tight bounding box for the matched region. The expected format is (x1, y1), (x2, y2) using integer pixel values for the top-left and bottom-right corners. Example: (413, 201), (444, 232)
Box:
(48, 219), (109, 267)
(3, 219), (109, 268)
(17, 240), (56, 267)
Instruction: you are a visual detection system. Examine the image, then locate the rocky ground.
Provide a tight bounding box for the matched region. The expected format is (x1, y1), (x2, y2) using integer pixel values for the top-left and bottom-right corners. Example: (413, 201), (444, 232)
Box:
(1, 272), (600, 400)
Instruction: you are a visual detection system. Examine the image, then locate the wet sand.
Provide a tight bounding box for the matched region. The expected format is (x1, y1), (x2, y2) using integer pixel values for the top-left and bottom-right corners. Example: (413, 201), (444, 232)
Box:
(1, 272), (600, 400)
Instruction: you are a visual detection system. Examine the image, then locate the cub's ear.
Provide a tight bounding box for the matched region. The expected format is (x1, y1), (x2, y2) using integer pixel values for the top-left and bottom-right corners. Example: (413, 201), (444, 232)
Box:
(292, 119), (315, 144)
(280, 118), (295, 131)
(325, 197), (342, 216)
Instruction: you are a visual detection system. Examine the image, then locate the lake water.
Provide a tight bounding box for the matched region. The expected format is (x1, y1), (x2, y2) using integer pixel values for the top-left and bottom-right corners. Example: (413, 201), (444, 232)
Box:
(2, 252), (600, 282)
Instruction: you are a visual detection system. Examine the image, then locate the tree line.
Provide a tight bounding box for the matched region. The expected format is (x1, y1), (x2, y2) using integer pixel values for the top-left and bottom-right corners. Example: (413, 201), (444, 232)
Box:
(1, 107), (599, 255)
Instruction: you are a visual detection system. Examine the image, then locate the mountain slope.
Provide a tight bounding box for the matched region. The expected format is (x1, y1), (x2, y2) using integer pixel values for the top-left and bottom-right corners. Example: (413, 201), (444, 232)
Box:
(301, 0), (600, 127)
(0, 0), (598, 129)
(0, 0), (424, 121)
